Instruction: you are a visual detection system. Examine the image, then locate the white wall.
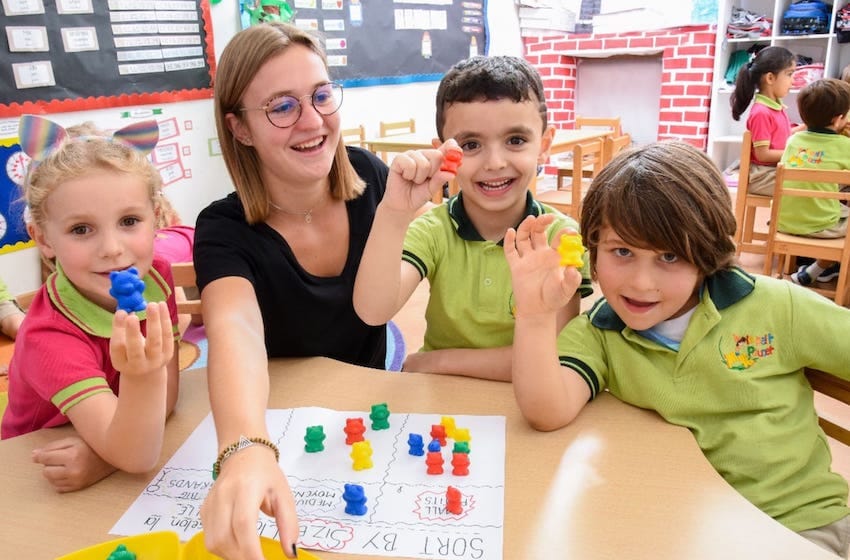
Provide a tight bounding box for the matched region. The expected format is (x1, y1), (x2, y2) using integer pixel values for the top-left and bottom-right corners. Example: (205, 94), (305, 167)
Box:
(0, 1), (521, 295)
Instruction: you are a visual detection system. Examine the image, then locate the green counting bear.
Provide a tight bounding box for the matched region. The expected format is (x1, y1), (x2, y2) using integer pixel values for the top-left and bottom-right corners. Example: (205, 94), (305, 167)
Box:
(370, 403), (390, 430)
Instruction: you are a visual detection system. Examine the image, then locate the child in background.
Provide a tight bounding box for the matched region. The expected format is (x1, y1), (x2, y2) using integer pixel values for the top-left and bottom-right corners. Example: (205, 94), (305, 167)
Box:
(0, 277), (25, 339)
(1, 115), (180, 493)
(730, 46), (798, 195)
(153, 192), (197, 335)
(353, 55), (592, 380)
(778, 78), (850, 286)
(504, 141), (850, 558)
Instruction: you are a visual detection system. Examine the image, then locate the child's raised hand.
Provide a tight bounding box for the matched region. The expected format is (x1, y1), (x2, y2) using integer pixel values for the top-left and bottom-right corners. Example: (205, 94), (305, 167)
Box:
(109, 301), (173, 378)
(504, 215), (582, 317)
(383, 140), (461, 213)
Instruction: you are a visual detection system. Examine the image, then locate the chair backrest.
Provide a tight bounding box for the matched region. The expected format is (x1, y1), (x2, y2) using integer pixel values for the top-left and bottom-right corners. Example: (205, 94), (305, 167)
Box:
(733, 129), (773, 256)
(546, 138), (605, 219)
(377, 118), (417, 163)
(171, 261), (202, 316)
(737, 129), (752, 195)
(805, 367), (850, 445)
(603, 133), (631, 165)
(341, 124), (365, 147)
(763, 163), (850, 305)
(379, 118), (416, 137)
(575, 116), (622, 137)
(15, 290), (38, 312)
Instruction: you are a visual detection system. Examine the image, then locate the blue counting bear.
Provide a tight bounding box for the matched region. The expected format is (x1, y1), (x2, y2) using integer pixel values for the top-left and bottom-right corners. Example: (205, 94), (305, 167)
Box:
(428, 439), (442, 453)
(109, 267), (147, 313)
(408, 433), (425, 456)
(342, 483), (368, 516)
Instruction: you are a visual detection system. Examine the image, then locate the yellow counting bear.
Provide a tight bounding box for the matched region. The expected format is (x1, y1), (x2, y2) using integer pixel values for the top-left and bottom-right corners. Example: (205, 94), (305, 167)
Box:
(57, 531), (322, 560)
(557, 232), (585, 268)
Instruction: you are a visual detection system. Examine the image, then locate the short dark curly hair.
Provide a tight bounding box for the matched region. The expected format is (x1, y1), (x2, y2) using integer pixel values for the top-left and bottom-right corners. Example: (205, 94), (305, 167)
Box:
(435, 55), (548, 140)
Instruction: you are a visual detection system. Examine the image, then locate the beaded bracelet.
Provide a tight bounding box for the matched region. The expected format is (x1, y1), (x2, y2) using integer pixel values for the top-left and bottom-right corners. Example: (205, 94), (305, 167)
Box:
(212, 435), (280, 480)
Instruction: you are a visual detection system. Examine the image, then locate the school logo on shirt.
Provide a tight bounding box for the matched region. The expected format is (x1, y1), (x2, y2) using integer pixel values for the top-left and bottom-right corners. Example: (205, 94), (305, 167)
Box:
(720, 332), (775, 371)
(787, 148), (824, 167)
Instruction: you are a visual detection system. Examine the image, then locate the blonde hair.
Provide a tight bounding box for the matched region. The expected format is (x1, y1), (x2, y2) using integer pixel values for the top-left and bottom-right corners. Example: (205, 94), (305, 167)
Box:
(154, 191), (181, 229)
(581, 141), (737, 278)
(25, 122), (162, 229)
(214, 22), (364, 225)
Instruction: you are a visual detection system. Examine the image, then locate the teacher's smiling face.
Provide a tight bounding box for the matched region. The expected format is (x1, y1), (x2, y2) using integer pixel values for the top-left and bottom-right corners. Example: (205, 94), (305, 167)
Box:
(227, 43), (342, 188)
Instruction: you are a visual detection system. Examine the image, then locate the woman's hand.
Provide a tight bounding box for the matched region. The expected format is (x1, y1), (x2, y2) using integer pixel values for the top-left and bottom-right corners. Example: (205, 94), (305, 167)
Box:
(201, 446), (299, 559)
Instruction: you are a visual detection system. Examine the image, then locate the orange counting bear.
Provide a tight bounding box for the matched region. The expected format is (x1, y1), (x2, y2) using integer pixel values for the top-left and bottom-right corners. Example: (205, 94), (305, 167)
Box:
(440, 147), (463, 174)
(557, 233), (585, 268)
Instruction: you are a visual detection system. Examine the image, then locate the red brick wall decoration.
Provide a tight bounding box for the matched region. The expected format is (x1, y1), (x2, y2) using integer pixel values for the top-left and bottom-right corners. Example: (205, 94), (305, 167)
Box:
(523, 24), (717, 149)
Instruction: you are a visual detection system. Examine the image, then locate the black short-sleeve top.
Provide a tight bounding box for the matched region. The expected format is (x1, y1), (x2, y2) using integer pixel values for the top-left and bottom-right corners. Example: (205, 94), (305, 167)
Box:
(194, 146), (389, 369)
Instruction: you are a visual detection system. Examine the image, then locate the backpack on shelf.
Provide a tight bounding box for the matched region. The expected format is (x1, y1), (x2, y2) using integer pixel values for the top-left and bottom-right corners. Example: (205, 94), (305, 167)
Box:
(837, 3), (850, 43)
(781, 0), (833, 35)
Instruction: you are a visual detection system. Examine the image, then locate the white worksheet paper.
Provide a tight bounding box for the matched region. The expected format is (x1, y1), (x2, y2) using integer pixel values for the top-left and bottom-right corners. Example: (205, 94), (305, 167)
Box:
(112, 407), (505, 559)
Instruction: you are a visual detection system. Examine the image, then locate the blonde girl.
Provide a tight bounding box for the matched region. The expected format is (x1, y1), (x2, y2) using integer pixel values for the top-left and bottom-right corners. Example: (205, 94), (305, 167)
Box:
(1, 115), (179, 493)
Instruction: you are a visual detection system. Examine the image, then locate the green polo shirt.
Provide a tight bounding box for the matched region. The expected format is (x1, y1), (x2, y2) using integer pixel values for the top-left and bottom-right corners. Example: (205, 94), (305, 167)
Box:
(778, 129), (850, 235)
(402, 192), (592, 352)
(561, 267), (850, 532)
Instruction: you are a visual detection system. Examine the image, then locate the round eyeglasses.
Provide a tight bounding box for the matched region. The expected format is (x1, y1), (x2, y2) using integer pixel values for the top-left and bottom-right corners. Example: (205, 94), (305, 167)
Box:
(240, 82), (344, 129)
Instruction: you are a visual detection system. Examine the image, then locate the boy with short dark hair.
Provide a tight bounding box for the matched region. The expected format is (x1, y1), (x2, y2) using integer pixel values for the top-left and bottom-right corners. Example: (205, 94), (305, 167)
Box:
(780, 78), (850, 285)
(504, 140), (850, 557)
(353, 55), (592, 381)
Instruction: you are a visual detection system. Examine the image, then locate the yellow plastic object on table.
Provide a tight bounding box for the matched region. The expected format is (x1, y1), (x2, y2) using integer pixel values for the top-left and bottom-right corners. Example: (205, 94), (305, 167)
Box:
(557, 232), (585, 268)
(56, 530), (322, 559)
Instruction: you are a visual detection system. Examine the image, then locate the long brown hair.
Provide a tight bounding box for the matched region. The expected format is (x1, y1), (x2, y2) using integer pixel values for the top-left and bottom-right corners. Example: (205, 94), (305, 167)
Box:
(581, 141), (737, 277)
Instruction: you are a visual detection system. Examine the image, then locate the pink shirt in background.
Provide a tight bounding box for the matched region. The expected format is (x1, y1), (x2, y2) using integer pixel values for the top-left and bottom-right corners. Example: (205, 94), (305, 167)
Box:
(747, 94), (792, 166)
(154, 225), (195, 264)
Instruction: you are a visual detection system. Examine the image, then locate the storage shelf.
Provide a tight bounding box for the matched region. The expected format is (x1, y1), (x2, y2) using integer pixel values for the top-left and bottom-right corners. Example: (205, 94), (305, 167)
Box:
(708, 0), (849, 168)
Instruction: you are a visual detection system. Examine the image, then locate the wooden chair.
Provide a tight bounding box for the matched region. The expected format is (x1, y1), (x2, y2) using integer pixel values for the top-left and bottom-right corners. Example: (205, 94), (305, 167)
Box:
(377, 118), (416, 163)
(734, 130), (772, 256)
(171, 261), (202, 316)
(762, 164), (850, 306)
(341, 124), (365, 147)
(536, 139), (605, 220)
(603, 133), (632, 165)
(806, 367), (850, 446)
(14, 290), (37, 312)
(556, 116), (622, 184)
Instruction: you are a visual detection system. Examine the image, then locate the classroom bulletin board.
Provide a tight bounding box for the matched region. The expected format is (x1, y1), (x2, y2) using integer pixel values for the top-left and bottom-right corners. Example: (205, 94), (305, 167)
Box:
(290, 0), (488, 87)
(0, 0), (216, 118)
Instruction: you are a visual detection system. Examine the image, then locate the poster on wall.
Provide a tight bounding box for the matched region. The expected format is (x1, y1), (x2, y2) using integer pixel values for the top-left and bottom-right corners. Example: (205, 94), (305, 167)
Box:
(0, 138), (33, 254)
(261, 0), (490, 87)
(0, 0), (216, 118)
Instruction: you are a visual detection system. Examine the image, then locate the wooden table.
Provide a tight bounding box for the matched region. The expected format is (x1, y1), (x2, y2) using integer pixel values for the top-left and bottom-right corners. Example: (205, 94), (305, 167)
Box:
(364, 128), (611, 158)
(0, 358), (835, 559)
(365, 128), (613, 198)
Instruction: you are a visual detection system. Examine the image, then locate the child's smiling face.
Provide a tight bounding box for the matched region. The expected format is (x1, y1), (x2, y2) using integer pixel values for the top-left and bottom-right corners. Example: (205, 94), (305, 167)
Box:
(441, 97), (553, 225)
(595, 226), (702, 331)
(31, 169), (156, 311)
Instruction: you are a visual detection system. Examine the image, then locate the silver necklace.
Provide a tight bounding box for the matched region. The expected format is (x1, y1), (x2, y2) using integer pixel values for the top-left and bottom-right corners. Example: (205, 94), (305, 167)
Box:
(269, 201), (315, 224)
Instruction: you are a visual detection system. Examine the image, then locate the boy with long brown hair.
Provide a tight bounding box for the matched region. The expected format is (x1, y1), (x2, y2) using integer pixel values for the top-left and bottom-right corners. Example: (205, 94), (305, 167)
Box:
(505, 141), (850, 557)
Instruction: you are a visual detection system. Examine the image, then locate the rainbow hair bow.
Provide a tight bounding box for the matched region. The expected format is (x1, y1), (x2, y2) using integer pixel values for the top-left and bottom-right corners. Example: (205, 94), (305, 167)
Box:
(18, 114), (160, 163)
